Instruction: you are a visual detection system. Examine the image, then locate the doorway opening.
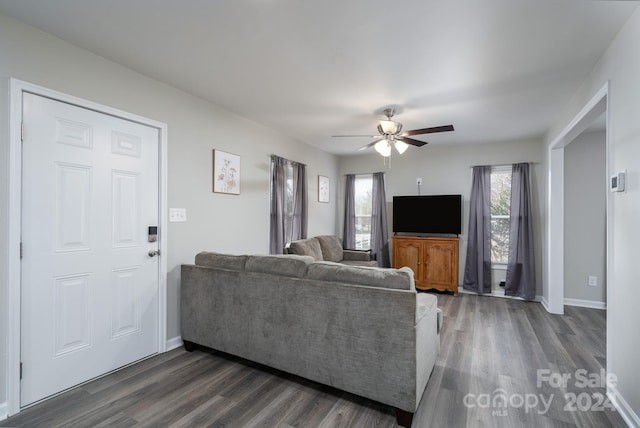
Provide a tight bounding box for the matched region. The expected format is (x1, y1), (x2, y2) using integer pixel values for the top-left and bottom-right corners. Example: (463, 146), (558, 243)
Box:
(563, 117), (607, 310)
(546, 81), (611, 381)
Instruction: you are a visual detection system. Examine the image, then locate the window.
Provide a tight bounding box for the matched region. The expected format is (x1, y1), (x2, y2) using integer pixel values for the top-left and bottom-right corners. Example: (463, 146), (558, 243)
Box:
(269, 155), (307, 254)
(283, 162), (294, 245)
(490, 167), (512, 265)
(354, 175), (373, 250)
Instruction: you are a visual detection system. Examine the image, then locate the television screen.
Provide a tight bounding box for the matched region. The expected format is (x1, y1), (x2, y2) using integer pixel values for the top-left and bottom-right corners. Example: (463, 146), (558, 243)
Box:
(393, 195), (462, 235)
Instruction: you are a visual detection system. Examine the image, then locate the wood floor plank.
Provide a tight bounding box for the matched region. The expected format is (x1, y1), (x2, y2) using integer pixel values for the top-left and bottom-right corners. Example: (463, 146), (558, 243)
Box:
(281, 383), (340, 427)
(242, 383), (306, 428)
(207, 373), (292, 427)
(316, 397), (363, 428)
(2, 293), (628, 428)
(167, 395), (236, 428)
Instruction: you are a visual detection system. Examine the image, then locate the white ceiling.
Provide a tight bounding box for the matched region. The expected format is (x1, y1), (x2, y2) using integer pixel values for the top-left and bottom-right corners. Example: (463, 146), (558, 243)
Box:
(0, 0), (636, 154)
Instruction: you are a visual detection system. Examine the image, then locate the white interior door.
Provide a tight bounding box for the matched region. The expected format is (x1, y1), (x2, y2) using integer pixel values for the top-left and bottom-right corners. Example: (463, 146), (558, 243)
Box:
(21, 93), (160, 406)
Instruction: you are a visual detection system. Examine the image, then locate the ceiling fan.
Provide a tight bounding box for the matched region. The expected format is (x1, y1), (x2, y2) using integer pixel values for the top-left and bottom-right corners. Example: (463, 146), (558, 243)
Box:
(332, 107), (454, 157)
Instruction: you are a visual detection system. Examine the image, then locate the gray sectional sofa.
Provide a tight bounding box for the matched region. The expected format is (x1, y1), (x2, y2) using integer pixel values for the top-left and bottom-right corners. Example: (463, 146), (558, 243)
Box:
(181, 252), (442, 427)
(286, 235), (378, 266)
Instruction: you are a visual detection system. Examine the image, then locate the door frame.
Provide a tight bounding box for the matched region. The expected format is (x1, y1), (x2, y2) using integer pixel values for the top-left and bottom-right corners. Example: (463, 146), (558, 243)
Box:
(546, 81), (612, 398)
(6, 78), (168, 416)
(545, 81), (609, 316)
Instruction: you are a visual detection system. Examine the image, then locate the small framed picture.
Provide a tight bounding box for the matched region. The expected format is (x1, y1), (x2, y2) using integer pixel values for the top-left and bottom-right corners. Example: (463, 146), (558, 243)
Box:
(213, 150), (240, 195)
(318, 175), (330, 203)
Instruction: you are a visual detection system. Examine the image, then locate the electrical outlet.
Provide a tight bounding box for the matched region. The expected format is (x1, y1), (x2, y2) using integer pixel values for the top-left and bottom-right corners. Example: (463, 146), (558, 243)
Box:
(416, 178), (422, 186)
(169, 208), (187, 223)
(588, 276), (598, 287)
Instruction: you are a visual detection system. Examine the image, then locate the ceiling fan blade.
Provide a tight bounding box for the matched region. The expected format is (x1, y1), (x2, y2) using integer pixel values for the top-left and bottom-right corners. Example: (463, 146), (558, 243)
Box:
(332, 134), (380, 138)
(401, 124), (454, 136)
(358, 139), (383, 151)
(397, 136), (428, 147)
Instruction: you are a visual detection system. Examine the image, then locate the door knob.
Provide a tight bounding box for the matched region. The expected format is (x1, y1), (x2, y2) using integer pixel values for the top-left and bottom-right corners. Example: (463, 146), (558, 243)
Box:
(148, 250), (160, 257)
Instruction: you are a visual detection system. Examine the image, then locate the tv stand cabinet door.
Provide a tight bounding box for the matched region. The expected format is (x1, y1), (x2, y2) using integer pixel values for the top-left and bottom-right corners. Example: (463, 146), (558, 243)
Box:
(423, 238), (459, 295)
(392, 238), (423, 285)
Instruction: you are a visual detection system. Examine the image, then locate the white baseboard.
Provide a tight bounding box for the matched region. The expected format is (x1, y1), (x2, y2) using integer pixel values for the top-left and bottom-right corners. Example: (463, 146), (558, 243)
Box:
(166, 336), (183, 351)
(608, 384), (640, 428)
(0, 401), (8, 421)
(564, 298), (606, 310)
(540, 296), (551, 312)
(458, 287), (542, 302)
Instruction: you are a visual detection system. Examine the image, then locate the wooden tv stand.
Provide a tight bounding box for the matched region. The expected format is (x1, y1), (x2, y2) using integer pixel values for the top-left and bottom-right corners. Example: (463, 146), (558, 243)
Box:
(392, 236), (459, 295)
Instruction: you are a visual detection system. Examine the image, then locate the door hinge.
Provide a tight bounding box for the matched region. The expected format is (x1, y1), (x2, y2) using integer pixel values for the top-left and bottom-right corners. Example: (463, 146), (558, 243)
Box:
(20, 362), (23, 380)
(21, 122), (24, 143)
(20, 242), (23, 259)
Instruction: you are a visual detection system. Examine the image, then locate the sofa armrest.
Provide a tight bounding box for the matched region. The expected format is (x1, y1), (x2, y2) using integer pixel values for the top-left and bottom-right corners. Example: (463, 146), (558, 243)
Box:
(342, 249), (371, 261)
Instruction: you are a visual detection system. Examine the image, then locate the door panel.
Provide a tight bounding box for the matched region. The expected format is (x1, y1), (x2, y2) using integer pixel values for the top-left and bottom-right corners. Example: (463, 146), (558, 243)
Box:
(21, 93), (160, 406)
(53, 274), (91, 356)
(393, 240), (422, 279)
(425, 243), (455, 285)
(55, 163), (92, 251)
(111, 267), (141, 339)
(112, 170), (140, 247)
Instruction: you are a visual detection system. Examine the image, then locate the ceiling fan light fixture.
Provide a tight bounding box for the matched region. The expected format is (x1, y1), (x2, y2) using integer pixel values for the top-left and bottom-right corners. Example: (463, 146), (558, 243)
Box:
(374, 140), (391, 157)
(379, 120), (401, 135)
(394, 141), (409, 154)
(331, 107), (454, 156)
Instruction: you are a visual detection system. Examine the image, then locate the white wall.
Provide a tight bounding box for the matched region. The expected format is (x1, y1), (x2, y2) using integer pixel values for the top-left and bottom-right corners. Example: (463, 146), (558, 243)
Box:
(564, 130), (606, 305)
(0, 12), (338, 410)
(337, 138), (545, 295)
(546, 7), (640, 423)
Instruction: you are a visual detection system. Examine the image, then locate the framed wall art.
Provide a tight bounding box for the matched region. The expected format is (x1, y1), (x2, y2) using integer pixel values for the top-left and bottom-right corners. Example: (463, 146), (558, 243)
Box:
(318, 175), (330, 203)
(213, 150), (240, 195)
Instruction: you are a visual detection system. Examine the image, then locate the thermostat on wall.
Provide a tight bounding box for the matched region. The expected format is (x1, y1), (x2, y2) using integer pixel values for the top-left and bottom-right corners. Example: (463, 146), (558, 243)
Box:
(610, 170), (626, 193)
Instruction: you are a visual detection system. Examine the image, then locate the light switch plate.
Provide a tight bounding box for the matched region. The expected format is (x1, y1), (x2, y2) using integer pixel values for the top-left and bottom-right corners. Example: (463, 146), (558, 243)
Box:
(169, 208), (187, 223)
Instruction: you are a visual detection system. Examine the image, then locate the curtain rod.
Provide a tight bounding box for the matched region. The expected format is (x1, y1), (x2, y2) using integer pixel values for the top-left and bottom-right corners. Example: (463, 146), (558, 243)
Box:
(269, 154), (306, 167)
(469, 162), (538, 169)
(343, 172), (386, 176)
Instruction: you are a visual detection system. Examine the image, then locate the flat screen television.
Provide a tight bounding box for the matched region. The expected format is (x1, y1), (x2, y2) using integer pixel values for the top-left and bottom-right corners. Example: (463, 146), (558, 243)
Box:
(393, 195), (462, 235)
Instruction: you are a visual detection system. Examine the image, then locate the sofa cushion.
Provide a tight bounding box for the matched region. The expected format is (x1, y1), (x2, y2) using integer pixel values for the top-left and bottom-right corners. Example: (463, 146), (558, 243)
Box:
(315, 235), (343, 262)
(288, 238), (324, 261)
(194, 252), (248, 271)
(340, 260), (380, 267)
(342, 249), (373, 262)
(307, 262), (414, 290)
(245, 254), (314, 278)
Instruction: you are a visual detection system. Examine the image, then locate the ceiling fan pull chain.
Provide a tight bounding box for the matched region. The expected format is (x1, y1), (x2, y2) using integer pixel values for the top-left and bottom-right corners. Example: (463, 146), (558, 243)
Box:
(382, 153), (391, 169)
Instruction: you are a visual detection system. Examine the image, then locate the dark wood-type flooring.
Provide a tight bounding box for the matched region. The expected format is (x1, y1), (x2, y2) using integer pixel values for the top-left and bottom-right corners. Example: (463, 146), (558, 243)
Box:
(2, 293), (628, 428)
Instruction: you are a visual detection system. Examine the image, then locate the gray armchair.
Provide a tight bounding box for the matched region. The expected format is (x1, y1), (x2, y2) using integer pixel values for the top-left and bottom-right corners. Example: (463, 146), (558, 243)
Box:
(286, 235), (378, 267)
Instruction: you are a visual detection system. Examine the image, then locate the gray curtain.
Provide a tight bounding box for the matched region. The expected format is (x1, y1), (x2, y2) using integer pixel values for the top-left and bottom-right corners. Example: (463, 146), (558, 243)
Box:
(505, 163), (536, 300)
(290, 161), (307, 242)
(370, 172), (390, 267)
(343, 174), (356, 250)
(269, 155), (287, 254)
(463, 165), (492, 293)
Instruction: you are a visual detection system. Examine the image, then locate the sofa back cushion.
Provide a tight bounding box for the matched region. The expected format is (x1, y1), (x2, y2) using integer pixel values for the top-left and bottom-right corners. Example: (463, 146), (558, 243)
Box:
(315, 235), (344, 262)
(194, 252), (248, 271)
(245, 254), (314, 278)
(307, 262), (415, 290)
(287, 238), (324, 261)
